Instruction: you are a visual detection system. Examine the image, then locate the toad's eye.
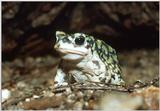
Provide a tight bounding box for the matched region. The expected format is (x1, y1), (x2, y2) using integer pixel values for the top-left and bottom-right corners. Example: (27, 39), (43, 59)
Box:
(75, 36), (85, 45)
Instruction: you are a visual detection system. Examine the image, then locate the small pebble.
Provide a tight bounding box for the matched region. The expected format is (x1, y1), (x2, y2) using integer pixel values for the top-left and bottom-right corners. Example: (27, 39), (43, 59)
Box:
(66, 98), (74, 104)
(33, 95), (40, 99)
(65, 88), (72, 94)
(44, 91), (54, 97)
(17, 81), (27, 88)
(13, 59), (24, 67)
(55, 93), (62, 97)
(35, 57), (42, 63)
(73, 101), (83, 110)
(77, 91), (84, 98)
(61, 82), (68, 86)
(84, 101), (89, 107)
(25, 98), (31, 102)
(68, 93), (76, 100)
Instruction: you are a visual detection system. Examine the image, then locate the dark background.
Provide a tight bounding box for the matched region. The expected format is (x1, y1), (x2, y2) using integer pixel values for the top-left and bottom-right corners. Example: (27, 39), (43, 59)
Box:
(2, 2), (159, 61)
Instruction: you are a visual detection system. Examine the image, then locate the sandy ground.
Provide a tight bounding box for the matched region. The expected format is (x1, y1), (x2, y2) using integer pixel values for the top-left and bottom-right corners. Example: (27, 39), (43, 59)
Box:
(2, 49), (159, 110)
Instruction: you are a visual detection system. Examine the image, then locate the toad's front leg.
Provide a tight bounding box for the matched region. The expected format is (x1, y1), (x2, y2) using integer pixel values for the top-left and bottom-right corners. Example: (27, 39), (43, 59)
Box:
(54, 68), (68, 87)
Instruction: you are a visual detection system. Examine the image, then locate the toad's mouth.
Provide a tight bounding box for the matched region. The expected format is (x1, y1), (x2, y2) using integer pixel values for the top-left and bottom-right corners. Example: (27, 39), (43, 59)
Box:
(55, 48), (87, 56)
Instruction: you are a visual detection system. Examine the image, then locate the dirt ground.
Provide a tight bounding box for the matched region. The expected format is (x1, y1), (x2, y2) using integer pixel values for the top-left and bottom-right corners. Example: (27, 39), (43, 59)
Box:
(2, 49), (159, 110)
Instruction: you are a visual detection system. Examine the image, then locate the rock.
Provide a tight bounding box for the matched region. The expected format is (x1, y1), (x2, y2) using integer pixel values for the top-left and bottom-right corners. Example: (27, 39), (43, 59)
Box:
(2, 89), (11, 103)
(100, 92), (143, 110)
(33, 95), (40, 99)
(73, 101), (83, 110)
(25, 98), (31, 102)
(17, 81), (27, 89)
(43, 90), (54, 97)
(132, 86), (160, 110)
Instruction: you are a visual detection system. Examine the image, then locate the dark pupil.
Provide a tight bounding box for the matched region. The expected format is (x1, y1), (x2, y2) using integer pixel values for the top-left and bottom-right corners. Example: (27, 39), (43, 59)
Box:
(75, 36), (85, 45)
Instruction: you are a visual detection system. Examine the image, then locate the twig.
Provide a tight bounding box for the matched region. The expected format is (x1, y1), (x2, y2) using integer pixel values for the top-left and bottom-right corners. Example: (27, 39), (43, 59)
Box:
(127, 77), (159, 91)
(52, 88), (66, 93)
(73, 85), (129, 92)
(54, 83), (130, 93)
(149, 77), (159, 86)
(53, 77), (159, 93)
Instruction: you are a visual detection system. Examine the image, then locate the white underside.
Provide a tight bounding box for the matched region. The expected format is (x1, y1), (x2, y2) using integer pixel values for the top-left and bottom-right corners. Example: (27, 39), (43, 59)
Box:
(72, 51), (111, 83)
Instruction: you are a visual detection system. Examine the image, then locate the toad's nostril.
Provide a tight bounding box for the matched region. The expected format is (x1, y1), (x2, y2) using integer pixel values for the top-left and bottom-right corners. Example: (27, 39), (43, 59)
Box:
(85, 44), (90, 49)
